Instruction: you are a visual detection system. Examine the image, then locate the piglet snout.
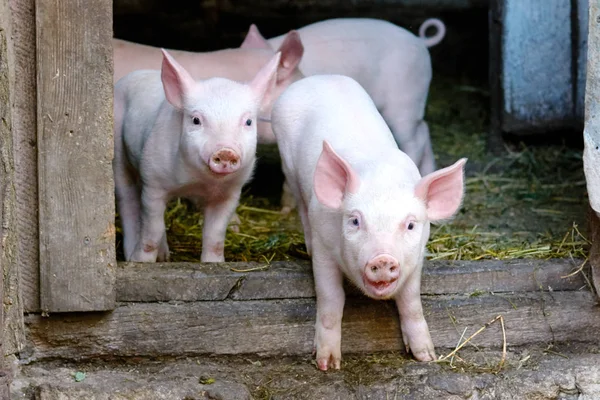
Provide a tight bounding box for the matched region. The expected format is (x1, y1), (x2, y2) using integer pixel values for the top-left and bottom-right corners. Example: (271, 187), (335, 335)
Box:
(209, 148), (241, 175)
(364, 255), (400, 285)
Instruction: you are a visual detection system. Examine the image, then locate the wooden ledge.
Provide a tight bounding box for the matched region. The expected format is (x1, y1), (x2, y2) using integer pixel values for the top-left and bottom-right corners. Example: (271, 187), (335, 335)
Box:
(25, 290), (600, 361)
(115, 258), (587, 302)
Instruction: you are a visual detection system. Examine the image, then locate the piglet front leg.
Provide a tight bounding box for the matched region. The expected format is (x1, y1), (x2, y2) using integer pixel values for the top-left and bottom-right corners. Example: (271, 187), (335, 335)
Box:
(201, 191), (241, 262)
(395, 271), (436, 361)
(130, 187), (168, 262)
(312, 244), (346, 371)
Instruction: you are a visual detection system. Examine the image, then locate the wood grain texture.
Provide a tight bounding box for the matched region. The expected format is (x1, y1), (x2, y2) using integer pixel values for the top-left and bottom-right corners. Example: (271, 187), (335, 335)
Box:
(116, 259), (586, 302)
(36, 0), (116, 312)
(24, 291), (600, 360)
(9, 0), (40, 312)
(1, 0), (25, 357)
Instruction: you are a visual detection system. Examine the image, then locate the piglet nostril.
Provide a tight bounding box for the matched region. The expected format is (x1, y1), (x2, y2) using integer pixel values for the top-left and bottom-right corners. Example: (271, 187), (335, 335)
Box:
(371, 265), (378, 273)
(214, 157), (221, 164)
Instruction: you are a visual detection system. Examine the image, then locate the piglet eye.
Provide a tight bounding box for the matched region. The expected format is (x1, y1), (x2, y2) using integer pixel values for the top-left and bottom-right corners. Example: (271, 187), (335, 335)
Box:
(407, 222), (415, 230)
(192, 117), (201, 125)
(246, 118), (252, 126)
(352, 218), (360, 227)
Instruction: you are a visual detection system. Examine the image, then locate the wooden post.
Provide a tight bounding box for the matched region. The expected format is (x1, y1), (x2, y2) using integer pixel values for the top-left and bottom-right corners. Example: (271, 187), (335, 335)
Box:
(36, 0), (116, 312)
(584, 1), (600, 298)
(1, 0), (22, 395)
(10, 0), (40, 313)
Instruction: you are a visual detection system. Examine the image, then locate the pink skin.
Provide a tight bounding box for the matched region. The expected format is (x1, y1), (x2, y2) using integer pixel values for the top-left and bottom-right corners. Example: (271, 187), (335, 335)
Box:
(113, 49), (281, 263)
(241, 19), (447, 212)
(313, 142), (465, 370)
(271, 75), (466, 371)
(113, 35), (304, 144)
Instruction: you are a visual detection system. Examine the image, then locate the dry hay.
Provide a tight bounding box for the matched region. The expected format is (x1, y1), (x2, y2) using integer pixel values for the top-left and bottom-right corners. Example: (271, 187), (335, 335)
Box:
(116, 77), (588, 263)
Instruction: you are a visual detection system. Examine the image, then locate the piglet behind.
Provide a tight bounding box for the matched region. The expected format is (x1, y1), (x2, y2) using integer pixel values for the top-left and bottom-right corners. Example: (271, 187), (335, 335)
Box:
(114, 49), (280, 263)
(272, 74), (466, 371)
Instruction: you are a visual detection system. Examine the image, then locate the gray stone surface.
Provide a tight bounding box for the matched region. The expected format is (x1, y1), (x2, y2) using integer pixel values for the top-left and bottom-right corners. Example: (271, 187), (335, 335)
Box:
(9, 344), (600, 400)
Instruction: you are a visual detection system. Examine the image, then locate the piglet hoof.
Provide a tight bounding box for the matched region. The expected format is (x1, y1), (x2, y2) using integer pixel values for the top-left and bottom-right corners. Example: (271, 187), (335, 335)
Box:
(280, 206), (293, 215)
(156, 249), (170, 262)
(228, 213), (241, 233)
(412, 348), (437, 362)
(130, 249), (158, 263)
(316, 354), (341, 371)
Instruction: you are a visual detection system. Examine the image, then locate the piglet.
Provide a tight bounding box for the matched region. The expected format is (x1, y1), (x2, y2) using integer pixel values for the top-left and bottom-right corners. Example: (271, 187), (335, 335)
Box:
(114, 49), (281, 263)
(271, 74), (466, 370)
(242, 18), (445, 177)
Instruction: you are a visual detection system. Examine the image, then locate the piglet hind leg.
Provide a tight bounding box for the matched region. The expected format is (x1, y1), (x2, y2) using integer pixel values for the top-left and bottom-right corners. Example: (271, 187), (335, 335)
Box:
(114, 174), (142, 261)
(311, 241), (346, 371)
(130, 187), (168, 263)
(389, 118), (437, 177)
(156, 232), (170, 262)
(395, 272), (436, 361)
(201, 191), (241, 262)
(280, 179), (297, 214)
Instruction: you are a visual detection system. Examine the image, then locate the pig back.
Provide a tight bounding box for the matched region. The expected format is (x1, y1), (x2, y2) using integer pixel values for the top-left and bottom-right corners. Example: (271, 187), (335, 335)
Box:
(272, 74), (408, 198)
(267, 18), (431, 107)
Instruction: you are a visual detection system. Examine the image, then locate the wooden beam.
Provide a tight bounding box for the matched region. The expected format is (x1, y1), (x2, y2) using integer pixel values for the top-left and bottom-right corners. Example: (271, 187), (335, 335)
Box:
(1, 0), (25, 358)
(36, 0), (116, 312)
(9, 0), (39, 312)
(24, 291), (600, 360)
(116, 259), (586, 302)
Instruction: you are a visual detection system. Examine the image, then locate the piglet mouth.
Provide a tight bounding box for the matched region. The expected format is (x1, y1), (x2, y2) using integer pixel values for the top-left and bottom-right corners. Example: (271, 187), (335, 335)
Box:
(362, 277), (399, 299)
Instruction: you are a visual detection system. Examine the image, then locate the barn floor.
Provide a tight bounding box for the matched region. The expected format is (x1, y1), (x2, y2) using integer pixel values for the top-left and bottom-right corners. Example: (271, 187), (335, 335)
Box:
(23, 70), (596, 400)
(9, 344), (600, 399)
(116, 75), (589, 263)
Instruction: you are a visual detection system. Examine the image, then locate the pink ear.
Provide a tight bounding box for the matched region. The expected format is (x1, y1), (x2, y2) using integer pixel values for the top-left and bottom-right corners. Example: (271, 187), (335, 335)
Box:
(240, 24), (272, 50)
(160, 49), (196, 109)
(313, 141), (361, 209)
(249, 51), (281, 107)
(275, 31), (304, 83)
(415, 158), (467, 221)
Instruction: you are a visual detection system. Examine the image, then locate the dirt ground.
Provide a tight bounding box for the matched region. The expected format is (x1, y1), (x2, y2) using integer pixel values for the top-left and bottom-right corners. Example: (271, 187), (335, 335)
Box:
(10, 343), (600, 399)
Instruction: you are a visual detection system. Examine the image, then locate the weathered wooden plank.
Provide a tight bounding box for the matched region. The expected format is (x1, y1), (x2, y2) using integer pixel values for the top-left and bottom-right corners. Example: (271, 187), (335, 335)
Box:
(1, 0), (25, 358)
(9, 0), (39, 312)
(116, 263), (245, 302)
(24, 291), (600, 360)
(116, 259), (586, 302)
(36, 0), (116, 312)
(496, 0), (574, 134)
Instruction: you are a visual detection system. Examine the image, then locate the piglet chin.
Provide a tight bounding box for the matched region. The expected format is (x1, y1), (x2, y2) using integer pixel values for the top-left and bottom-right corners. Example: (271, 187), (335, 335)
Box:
(362, 276), (399, 299)
(208, 166), (235, 176)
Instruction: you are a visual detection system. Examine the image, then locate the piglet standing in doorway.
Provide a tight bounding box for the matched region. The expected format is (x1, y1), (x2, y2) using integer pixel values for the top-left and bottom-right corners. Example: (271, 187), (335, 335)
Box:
(272, 75), (467, 371)
(113, 49), (281, 263)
